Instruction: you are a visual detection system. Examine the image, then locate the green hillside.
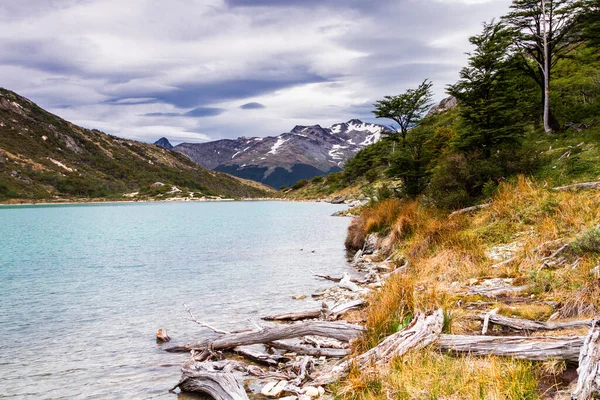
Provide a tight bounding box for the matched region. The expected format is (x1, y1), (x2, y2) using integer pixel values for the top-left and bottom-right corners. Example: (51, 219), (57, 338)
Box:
(0, 88), (273, 202)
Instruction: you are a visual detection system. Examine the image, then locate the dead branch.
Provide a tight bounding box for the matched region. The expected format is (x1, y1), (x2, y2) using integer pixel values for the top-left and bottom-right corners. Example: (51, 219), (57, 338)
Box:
(449, 203), (492, 218)
(181, 303), (230, 335)
(553, 182), (600, 192)
(173, 360), (249, 400)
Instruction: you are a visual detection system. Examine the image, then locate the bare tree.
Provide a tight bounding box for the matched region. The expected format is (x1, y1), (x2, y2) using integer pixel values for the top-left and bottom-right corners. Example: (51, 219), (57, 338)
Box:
(504, 0), (585, 133)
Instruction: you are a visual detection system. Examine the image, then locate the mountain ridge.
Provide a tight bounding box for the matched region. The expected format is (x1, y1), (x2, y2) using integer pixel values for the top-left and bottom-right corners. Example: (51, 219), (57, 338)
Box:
(0, 88), (273, 202)
(159, 119), (390, 189)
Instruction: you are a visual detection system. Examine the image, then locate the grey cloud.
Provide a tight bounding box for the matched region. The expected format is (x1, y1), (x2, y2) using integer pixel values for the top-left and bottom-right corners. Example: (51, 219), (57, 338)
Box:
(240, 102), (266, 109)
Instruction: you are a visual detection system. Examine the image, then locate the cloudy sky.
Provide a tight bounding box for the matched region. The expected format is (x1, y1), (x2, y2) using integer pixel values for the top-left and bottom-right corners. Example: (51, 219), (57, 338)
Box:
(0, 0), (511, 144)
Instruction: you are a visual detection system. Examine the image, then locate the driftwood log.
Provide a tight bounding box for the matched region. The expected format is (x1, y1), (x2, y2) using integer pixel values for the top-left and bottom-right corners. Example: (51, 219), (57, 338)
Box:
(476, 313), (594, 332)
(262, 299), (365, 322)
(166, 321), (363, 354)
(572, 320), (600, 400)
(438, 335), (584, 362)
(312, 310), (444, 386)
(554, 182), (600, 192)
(467, 285), (530, 297)
(173, 360), (249, 400)
(269, 340), (351, 357)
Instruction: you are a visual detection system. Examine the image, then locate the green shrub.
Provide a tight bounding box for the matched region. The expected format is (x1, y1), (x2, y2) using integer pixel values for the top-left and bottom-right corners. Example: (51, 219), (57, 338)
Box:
(291, 179), (308, 190)
(572, 227), (600, 255)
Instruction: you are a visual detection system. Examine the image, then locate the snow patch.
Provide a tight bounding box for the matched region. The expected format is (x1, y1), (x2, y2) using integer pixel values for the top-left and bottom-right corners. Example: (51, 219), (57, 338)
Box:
(267, 136), (289, 155)
(231, 146), (251, 159)
(328, 144), (349, 160)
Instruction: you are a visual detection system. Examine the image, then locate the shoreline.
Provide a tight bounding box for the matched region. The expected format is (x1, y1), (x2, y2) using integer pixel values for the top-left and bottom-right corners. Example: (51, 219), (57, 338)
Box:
(0, 196), (337, 207)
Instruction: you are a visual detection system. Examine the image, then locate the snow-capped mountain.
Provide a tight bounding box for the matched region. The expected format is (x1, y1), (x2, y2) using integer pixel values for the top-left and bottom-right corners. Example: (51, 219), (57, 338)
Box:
(158, 120), (388, 189)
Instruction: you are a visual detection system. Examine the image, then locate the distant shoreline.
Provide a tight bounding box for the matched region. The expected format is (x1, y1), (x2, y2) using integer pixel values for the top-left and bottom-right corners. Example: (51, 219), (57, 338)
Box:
(0, 196), (333, 207)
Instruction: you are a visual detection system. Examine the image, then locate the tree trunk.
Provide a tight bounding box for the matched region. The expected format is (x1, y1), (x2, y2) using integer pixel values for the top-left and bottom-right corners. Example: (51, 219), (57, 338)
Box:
(476, 313), (594, 332)
(438, 334), (583, 362)
(572, 320), (600, 400)
(166, 321), (364, 353)
(542, 0), (553, 134)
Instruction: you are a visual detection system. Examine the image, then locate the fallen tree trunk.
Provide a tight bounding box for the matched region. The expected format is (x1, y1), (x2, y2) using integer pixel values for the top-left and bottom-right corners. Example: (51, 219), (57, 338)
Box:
(262, 299), (365, 322)
(269, 341), (350, 358)
(476, 313), (594, 332)
(173, 360), (249, 400)
(166, 321), (364, 353)
(554, 182), (600, 192)
(312, 310), (444, 386)
(467, 285), (530, 297)
(438, 334), (584, 362)
(572, 320), (600, 400)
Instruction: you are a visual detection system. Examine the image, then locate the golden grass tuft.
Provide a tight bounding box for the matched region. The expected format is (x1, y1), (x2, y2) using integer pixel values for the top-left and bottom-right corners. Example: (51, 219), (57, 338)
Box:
(335, 350), (540, 400)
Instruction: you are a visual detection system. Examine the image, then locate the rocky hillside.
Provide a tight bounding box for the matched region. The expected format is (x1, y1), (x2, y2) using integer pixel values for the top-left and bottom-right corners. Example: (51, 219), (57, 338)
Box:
(0, 88), (273, 202)
(161, 119), (389, 189)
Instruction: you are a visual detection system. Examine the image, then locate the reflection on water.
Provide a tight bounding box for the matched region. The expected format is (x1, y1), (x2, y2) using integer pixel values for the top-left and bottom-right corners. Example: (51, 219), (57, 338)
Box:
(0, 201), (350, 399)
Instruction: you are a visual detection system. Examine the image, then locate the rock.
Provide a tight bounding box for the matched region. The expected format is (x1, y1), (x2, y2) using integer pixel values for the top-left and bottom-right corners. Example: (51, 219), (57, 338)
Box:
(261, 381), (277, 396)
(299, 396), (311, 400)
(292, 295), (307, 300)
(156, 328), (170, 342)
(303, 386), (320, 397)
(150, 182), (165, 188)
(426, 96), (458, 117)
(362, 234), (378, 255)
(353, 249), (363, 263)
(263, 380), (288, 397)
(330, 195), (346, 204)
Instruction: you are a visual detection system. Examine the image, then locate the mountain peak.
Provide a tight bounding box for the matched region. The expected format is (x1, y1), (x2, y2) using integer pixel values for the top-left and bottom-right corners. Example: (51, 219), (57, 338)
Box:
(154, 137), (173, 150)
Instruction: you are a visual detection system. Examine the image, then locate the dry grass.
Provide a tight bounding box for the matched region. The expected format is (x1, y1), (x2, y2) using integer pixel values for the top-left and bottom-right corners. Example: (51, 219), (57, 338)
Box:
(335, 350), (540, 400)
(339, 176), (600, 398)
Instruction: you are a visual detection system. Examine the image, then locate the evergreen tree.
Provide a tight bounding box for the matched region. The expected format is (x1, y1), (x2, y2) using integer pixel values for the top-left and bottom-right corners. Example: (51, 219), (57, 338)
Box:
(373, 79), (434, 147)
(448, 22), (526, 157)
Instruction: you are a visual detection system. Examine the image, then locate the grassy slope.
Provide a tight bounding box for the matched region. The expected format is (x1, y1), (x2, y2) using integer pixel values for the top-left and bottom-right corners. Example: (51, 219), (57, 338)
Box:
(0, 88), (273, 202)
(337, 178), (600, 399)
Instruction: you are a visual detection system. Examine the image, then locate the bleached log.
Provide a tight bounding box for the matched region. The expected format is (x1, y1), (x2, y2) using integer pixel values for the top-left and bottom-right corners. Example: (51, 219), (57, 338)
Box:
(553, 182), (600, 192)
(438, 334), (584, 362)
(467, 285), (530, 297)
(262, 299), (365, 322)
(312, 310), (444, 386)
(263, 309), (323, 322)
(166, 321), (364, 353)
(269, 341), (350, 358)
(174, 360), (249, 400)
(572, 320), (600, 400)
(449, 203), (492, 218)
(476, 313), (594, 332)
(234, 345), (286, 366)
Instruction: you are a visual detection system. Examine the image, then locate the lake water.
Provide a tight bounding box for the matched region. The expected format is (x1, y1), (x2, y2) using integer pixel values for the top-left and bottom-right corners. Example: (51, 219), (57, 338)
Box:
(0, 201), (351, 399)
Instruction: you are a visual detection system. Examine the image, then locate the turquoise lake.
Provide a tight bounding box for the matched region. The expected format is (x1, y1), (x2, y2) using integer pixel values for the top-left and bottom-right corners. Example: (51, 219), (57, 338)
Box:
(0, 201), (351, 399)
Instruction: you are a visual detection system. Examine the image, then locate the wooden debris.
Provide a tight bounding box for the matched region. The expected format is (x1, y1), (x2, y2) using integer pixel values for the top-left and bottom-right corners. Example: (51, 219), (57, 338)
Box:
(476, 313), (594, 332)
(312, 310), (444, 386)
(234, 345), (286, 366)
(553, 182), (600, 192)
(449, 203), (492, 218)
(438, 334), (584, 362)
(166, 321), (364, 354)
(262, 299), (365, 322)
(156, 328), (171, 342)
(269, 341), (350, 358)
(173, 360), (249, 400)
(467, 285), (530, 297)
(572, 320), (600, 400)
(481, 308), (499, 335)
